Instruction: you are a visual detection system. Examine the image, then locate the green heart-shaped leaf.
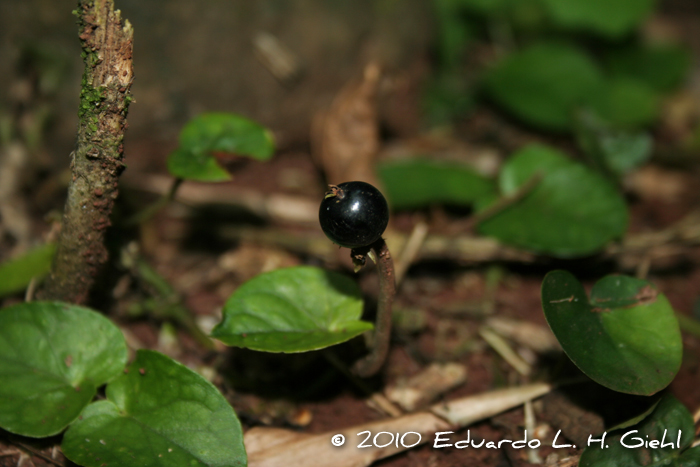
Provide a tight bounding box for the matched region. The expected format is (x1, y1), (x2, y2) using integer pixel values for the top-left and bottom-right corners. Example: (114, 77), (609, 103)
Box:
(540, 0), (655, 39)
(0, 243), (56, 298)
(212, 266), (372, 352)
(542, 271), (682, 395)
(477, 144), (628, 256)
(575, 111), (652, 177)
(62, 350), (246, 467)
(484, 42), (603, 130)
(0, 301), (127, 437)
(378, 159), (496, 209)
(580, 395), (699, 466)
(588, 77), (659, 128)
(167, 147), (232, 182)
(454, 0), (510, 16)
(167, 112), (275, 181)
(606, 44), (692, 93)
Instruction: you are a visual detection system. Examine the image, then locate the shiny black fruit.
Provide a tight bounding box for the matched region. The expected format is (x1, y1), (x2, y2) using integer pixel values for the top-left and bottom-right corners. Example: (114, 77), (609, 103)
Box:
(319, 181), (389, 249)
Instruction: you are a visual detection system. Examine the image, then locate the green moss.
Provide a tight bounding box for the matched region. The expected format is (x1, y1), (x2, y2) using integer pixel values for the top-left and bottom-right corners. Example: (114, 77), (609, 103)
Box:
(78, 83), (105, 119)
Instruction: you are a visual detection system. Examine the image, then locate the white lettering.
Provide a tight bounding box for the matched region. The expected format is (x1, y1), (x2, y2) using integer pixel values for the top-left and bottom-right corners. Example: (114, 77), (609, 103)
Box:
(433, 432), (453, 449)
(620, 430), (644, 448)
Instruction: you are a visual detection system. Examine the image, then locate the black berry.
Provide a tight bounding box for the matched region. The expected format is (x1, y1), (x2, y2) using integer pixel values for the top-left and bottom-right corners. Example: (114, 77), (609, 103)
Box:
(319, 181), (389, 249)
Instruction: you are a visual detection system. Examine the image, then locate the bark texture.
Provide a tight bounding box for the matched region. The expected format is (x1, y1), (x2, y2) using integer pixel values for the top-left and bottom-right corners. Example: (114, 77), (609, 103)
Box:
(38, 0), (133, 303)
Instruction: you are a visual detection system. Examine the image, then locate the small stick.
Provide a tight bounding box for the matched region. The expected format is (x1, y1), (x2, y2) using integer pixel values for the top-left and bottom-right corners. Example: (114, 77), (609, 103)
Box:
(9, 439), (64, 467)
(351, 238), (396, 377)
(635, 255), (651, 279)
(479, 327), (531, 376)
(24, 277), (38, 302)
(524, 400), (542, 464)
(394, 221), (429, 285)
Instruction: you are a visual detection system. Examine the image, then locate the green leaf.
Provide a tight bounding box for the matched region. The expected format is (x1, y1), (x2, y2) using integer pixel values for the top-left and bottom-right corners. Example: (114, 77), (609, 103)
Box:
(62, 350), (246, 467)
(377, 159), (496, 209)
(0, 243), (56, 298)
(541, 271), (682, 395)
(484, 42), (603, 130)
(167, 112), (275, 182)
(580, 395), (697, 466)
(179, 113), (274, 160)
(423, 73), (476, 125)
(541, 0), (656, 39)
(434, 0), (478, 69)
(606, 44), (692, 93)
(594, 133), (652, 175)
(682, 447), (700, 465)
(0, 302), (127, 437)
(455, 0), (509, 16)
(606, 399), (660, 432)
(212, 266), (372, 352)
(167, 147), (232, 182)
(477, 145), (628, 256)
(588, 77), (659, 128)
(453, 0), (545, 25)
(575, 111), (652, 176)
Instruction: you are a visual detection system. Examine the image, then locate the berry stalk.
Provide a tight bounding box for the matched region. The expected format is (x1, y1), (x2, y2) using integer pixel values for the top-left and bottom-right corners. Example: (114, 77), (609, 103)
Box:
(351, 238), (396, 377)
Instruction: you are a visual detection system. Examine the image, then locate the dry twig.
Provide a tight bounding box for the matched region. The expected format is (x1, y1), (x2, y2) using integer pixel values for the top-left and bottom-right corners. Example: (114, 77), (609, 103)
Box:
(385, 363), (468, 411)
(245, 382), (552, 467)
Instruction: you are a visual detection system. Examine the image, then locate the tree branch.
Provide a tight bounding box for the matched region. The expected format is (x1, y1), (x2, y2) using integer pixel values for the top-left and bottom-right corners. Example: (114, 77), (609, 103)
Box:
(38, 0), (133, 303)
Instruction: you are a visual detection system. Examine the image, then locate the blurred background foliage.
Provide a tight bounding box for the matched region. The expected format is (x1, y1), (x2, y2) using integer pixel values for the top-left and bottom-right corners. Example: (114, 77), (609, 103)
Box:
(1, 0), (693, 154)
(428, 0), (690, 130)
(0, 0), (698, 263)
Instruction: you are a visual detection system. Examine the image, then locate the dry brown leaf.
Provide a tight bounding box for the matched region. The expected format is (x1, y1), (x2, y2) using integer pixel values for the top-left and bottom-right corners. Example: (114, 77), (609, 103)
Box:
(311, 62), (382, 186)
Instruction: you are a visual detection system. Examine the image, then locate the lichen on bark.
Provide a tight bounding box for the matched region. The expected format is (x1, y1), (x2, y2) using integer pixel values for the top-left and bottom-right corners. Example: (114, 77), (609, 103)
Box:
(38, 0), (133, 303)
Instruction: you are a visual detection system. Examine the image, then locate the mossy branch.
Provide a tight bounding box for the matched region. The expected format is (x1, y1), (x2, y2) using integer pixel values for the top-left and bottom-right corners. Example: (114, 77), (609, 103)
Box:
(38, 0), (133, 303)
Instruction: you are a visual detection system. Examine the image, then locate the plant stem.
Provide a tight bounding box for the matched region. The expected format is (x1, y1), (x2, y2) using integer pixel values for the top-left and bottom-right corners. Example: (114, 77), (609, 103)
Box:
(352, 238), (396, 377)
(38, 0), (133, 303)
(127, 177), (183, 225)
(676, 312), (700, 339)
(126, 177), (185, 225)
(121, 243), (215, 349)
